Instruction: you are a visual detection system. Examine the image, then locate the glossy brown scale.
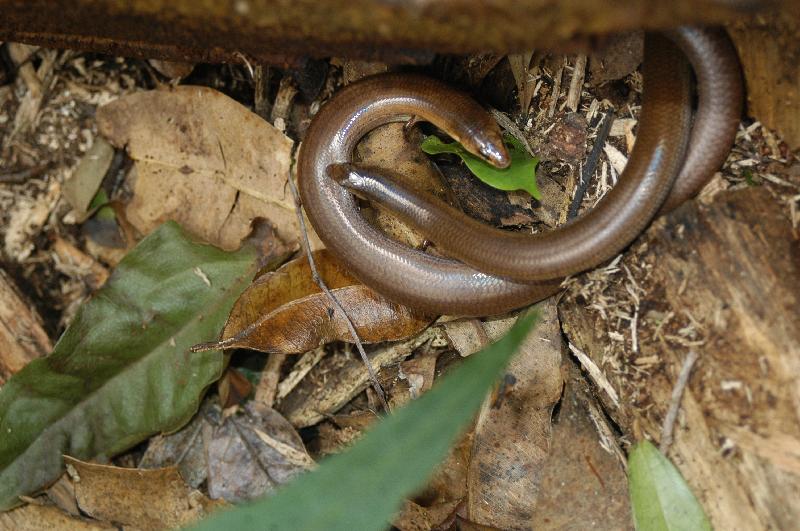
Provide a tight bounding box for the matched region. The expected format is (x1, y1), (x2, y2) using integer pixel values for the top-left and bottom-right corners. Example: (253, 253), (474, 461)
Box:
(298, 28), (742, 316)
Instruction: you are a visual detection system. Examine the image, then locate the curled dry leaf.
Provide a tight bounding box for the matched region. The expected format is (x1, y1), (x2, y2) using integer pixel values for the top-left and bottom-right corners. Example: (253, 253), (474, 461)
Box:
(201, 249), (434, 354)
(96, 85), (310, 251)
(64, 456), (225, 530)
(61, 137), (114, 220)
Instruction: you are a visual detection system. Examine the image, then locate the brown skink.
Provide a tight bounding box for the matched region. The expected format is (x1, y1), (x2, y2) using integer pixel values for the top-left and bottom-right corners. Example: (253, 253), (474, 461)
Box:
(298, 28), (742, 316)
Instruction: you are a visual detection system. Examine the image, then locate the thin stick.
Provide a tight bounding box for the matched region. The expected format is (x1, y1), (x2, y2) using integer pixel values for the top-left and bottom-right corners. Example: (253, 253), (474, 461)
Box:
(285, 151), (390, 413)
(568, 110), (614, 220)
(566, 54), (587, 113)
(659, 350), (700, 454)
(547, 60), (564, 118)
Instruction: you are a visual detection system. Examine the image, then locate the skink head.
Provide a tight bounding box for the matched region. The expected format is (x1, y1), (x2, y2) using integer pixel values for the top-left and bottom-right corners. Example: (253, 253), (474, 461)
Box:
(476, 137), (511, 169)
(460, 125), (510, 169)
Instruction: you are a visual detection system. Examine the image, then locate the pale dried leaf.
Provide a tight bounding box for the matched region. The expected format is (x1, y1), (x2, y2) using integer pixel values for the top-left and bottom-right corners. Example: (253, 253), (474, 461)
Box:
(66, 457), (223, 530)
(96, 86), (305, 250)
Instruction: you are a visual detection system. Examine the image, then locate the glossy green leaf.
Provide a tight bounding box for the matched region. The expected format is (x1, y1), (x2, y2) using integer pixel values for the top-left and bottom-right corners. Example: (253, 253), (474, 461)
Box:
(421, 134), (540, 199)
(0, 222), (257, 510)
(190, 311), (540, 531)
(628, 440), (711, 531)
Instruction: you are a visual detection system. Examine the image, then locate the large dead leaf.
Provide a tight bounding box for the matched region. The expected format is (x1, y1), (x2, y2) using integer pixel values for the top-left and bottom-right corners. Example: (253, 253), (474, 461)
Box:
(203, 249), (433, 354)
(206, 402), (314, 502)
(65, 457), (224, 530)
(140, 399), (313, 504)
(96, 86), (301, 251)
(466, 299), (564, 530)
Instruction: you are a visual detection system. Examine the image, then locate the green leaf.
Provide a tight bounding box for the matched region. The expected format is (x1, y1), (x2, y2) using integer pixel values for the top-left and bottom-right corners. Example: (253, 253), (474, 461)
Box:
(421, 134), (540, 199)
(190, 311), (540, 531)
(88, 188), (117, 221)
(628, 440), (712, 531)
(0, 222), (257, 510)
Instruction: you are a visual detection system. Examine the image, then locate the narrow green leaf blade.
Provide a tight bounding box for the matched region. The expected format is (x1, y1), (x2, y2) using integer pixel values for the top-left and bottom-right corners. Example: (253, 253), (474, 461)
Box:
(0, 222), (256, 510)
(421, 135), (540, 199)
(190, 311), (540, 531)
(628, 440), (712, 531)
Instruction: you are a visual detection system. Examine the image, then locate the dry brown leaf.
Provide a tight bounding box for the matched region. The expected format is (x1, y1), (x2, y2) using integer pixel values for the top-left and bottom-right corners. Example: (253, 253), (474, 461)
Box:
(0, 503), (114, 530)
(205, 402), (314, 503)
(218, 367), (254, 408)
(393, 499), (461, 531)
(356, 122), (451, 248)
(96, 85), (306, 251)
(139, 399), (312, 503)
(208, 249), (433, 354)
(65, 457), (224, 530)
(139, 400), (215, 489)
(466, 300), (565, 530)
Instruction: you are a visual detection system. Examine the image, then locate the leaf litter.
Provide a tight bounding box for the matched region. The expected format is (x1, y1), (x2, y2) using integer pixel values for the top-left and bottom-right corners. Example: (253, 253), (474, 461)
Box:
(3, 33), (781, 529)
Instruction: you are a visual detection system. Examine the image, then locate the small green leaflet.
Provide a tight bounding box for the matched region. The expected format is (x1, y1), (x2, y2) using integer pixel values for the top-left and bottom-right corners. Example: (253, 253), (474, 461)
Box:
(628, 440), (712, 531)
(421, 134), (540, 199)
(0, 222), (257, 510)
(88, 188), (117, 221)
(189, 311), (540, 531)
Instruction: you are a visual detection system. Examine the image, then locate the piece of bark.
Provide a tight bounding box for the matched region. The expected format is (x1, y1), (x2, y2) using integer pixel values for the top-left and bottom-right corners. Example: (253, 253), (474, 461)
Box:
(588, 31), (644, 84)
(729, 10), (800, 149)
(558, 187), (800, 529)
(0, 269), (52, 384)
(532, 362), (632, 530)
(0, 1), (767, 67)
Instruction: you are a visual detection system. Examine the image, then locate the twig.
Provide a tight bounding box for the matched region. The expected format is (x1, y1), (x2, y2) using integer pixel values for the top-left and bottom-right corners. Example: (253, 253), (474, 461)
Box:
(585, 398), (627, 471)
(547, 60), (564, 118)
(285, 149), (390, 413)
(276, 346), (327, 401)
(254, 65), (272, 119)
(254, 353), (285, 409)
(659, 350), (700, 454)
(568, 111), (614, 220)
(568, 342), (620, 408)
(566, 54), (587, 113)
(0, 164), (50, 184)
